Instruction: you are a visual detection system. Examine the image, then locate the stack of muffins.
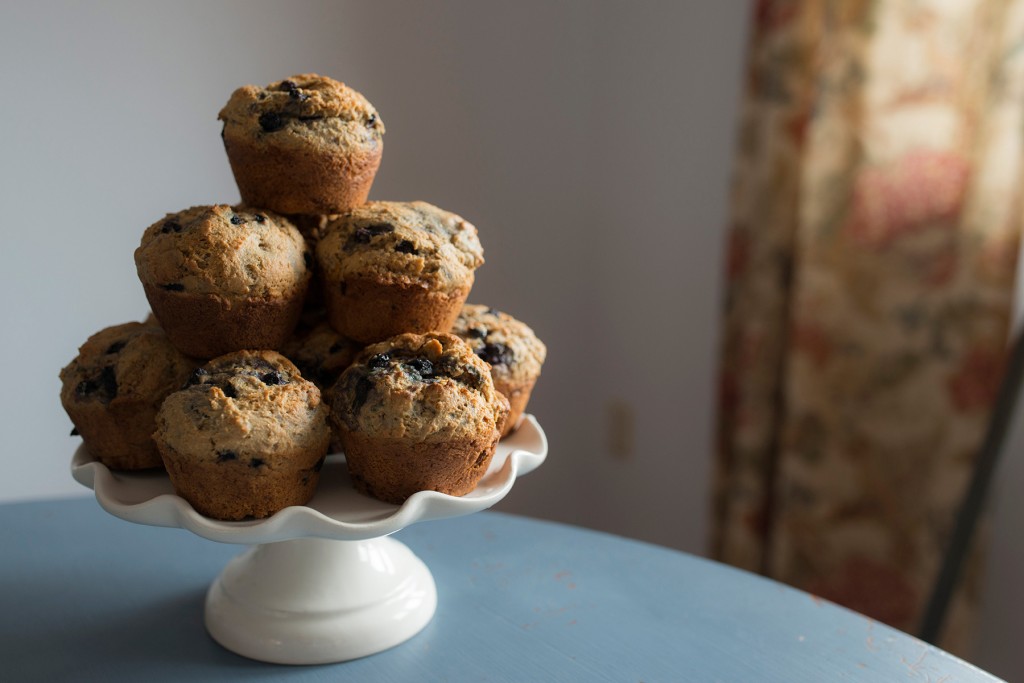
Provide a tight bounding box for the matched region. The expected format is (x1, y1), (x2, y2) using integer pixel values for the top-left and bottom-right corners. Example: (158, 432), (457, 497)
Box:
(60, 74), (546, 519)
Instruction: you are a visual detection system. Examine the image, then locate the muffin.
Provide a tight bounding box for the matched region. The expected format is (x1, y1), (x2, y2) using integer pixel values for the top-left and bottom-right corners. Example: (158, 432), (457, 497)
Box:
(218, 74), (384, 215)
(60, 322), (196, 470)
(316, 201), (484, 343)
(134, 205), (311, 358)
(330, 333), (510, 504)
(451, 305), (547, 436)
(282, 321), (363, 394)
(154, 351), (330, 520)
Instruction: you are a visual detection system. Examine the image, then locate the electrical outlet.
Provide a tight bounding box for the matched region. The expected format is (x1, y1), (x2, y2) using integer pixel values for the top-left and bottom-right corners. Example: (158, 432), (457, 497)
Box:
(607, 399), (634, 460)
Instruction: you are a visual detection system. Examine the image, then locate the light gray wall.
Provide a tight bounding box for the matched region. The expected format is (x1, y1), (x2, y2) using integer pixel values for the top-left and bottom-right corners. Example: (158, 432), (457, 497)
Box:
(1, 2), (1019, 678)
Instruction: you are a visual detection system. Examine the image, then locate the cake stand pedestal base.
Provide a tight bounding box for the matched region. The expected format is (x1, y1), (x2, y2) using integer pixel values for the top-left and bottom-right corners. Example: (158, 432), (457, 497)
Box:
(204, 536), (437, 664)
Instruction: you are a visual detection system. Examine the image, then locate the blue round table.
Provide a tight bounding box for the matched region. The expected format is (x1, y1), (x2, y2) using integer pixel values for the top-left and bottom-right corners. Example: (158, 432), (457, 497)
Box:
(0, 498), (1001, 682)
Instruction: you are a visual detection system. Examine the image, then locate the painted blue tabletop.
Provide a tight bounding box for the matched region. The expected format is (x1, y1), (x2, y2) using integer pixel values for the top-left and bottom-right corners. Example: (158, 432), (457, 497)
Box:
(0, 498), (1001, 682)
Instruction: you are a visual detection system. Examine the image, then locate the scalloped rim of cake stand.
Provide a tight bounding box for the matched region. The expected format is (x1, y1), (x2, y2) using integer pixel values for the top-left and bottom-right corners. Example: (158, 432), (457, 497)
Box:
(70, 414), (547, 544)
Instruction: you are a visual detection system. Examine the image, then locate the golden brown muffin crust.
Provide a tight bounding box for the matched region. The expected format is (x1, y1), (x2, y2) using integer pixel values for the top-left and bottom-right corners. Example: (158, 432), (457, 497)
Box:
(155, 351), (330, 467)
(134, 205), (310, 299)
(60, 322), (196, 413)
(451, 304), (547, 386)
(218, 73), (384, 152)
(331, 333), (508, 443)
(316, 201), (483, 292)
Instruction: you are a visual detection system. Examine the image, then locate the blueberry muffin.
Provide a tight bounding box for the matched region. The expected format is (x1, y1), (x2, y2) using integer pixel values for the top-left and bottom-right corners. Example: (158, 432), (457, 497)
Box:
(60, 322), (197, 470)
(451, 305), (547, 436)
(134, 205), (311, 358)
(282, 322), (363, 454)
(154, 351), (330, 520)
(330, 333), (510, 504)
(282, 321), (363, 394)
(316, 201), (484, 343)
(219, 74), (384, 215)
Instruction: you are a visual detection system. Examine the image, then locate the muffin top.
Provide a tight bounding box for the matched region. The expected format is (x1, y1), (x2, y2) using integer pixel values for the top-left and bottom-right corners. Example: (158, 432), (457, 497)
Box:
(331, 333), (509, 442)
(134, 205), (310, 299)
(60, 322), (196, 409)
(218, 73), (384, 152)
(282, 321), (363, 392)
(155, 351), (329, 466)
(316, 201), (484, 291)
(450, 305), (547, 386)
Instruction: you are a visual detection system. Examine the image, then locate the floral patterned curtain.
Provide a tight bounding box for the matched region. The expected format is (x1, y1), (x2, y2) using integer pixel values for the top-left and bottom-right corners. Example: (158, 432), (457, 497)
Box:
(713, 0), (1024, 654)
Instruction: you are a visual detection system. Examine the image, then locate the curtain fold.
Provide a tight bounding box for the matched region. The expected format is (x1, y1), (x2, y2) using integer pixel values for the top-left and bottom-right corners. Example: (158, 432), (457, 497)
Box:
(713, 0), (1024, 653)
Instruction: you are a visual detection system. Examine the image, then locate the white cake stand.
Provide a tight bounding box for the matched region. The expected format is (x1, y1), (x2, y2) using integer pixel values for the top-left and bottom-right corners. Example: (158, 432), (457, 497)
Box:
(71, 415), (547, 665)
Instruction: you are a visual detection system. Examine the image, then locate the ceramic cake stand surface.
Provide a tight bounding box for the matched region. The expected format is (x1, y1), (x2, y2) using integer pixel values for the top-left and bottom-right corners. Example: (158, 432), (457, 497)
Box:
(71, 415), (547, 665)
